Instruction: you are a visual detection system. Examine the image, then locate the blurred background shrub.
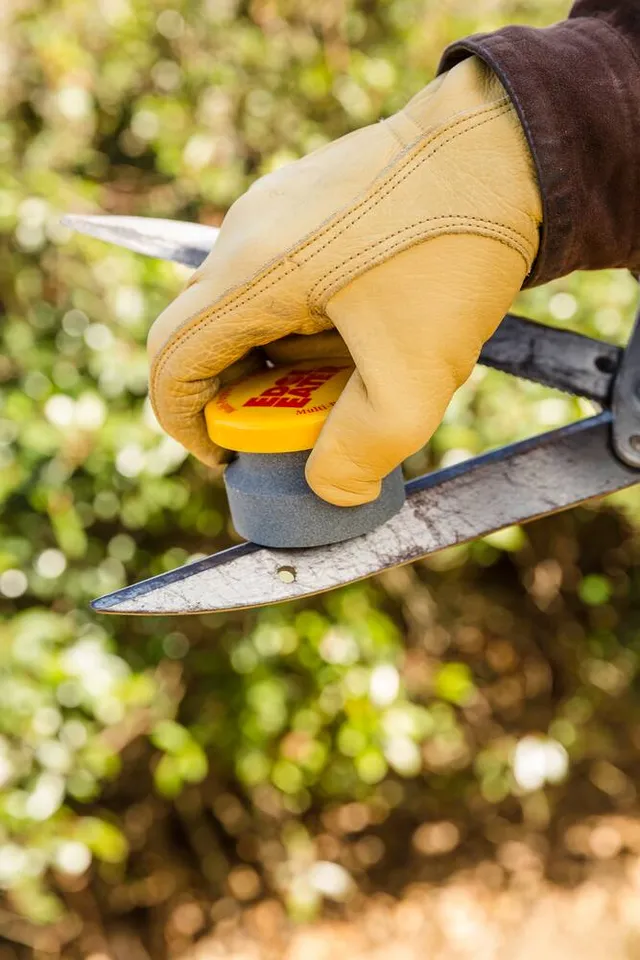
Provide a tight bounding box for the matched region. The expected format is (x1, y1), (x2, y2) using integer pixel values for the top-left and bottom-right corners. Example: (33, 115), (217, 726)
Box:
(2, 0), (640, 957)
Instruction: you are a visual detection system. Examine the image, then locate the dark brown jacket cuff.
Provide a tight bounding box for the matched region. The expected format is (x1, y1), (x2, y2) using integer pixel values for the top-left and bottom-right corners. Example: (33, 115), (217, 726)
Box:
(439, 3), (640, 287)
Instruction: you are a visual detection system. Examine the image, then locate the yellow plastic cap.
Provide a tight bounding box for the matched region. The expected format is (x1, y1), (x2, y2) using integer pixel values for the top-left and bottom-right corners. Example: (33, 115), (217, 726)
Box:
(204, 360), (354, 454)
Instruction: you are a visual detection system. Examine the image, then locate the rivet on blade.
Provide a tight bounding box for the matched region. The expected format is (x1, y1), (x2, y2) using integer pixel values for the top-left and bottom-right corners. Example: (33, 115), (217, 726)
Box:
(277, 566), (296, 584)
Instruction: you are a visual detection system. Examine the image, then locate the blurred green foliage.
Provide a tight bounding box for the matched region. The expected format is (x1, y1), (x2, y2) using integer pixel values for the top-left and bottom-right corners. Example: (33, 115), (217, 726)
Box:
(2, 0), (640, 950)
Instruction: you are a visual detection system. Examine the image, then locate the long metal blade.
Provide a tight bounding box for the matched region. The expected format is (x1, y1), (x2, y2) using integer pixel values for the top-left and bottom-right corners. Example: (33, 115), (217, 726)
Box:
(91, 412), (638, 615)
(61, 214), (219, 267)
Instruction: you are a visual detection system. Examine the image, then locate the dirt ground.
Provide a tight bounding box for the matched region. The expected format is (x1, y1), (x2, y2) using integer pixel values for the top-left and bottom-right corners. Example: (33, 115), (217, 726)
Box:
(182, 855), (640, 960)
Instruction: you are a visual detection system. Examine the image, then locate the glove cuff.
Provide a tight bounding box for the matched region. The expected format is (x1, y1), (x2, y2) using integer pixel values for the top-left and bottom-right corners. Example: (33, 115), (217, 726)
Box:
(439, 12), (640, 286)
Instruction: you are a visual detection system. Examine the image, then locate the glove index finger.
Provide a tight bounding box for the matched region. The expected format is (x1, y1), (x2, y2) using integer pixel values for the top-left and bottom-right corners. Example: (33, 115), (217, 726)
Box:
(148, 274), (276, 467)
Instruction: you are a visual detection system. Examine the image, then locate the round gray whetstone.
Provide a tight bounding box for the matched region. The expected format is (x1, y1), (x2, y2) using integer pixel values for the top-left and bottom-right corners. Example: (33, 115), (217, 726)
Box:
(224, 451), (405, 548)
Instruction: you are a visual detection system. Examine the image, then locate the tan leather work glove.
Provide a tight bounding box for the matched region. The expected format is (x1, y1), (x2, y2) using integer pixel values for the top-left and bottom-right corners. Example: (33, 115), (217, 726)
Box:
(148, 55), (542, 506)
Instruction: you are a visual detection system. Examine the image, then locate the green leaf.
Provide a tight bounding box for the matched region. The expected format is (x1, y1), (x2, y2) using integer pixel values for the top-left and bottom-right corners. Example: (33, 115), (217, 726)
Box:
(150, 720), (191, 754)
(434, 663), (475, 706)
(579, 574), (612, 606)
(153, 754), (183, 798)
(77, 817), (128, 864)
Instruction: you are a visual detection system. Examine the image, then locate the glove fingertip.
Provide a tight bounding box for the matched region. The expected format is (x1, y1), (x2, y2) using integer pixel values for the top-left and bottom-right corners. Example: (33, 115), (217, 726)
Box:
(305, 454), (382, 507)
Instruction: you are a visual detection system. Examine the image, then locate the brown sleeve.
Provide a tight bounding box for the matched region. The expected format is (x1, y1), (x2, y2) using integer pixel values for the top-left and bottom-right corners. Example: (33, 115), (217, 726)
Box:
(438, 2), (640, 287)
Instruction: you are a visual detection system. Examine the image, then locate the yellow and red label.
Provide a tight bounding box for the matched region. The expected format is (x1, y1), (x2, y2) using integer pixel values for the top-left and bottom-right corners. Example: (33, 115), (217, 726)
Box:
(205, 360), (353, 453)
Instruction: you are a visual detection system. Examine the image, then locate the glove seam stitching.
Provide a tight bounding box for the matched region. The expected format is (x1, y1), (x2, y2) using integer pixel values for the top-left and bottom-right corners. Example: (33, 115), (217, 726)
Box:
(150, 101), (513, 404)
(309, 216), (534, 306)
(292, 103), (512, 269)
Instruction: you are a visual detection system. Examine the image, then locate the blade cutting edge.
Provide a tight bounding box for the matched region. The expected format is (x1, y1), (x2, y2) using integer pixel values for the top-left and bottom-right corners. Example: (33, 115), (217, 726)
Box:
(91, 412), (638, 615)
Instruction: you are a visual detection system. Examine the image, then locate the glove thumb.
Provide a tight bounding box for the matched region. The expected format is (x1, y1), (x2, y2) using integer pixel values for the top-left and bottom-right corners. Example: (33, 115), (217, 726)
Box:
(305, 237), (528, 506)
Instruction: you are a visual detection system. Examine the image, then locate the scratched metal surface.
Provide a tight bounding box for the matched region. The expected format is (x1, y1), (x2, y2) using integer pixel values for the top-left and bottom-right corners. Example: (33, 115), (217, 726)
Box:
(92, 412), (638, 614)
(61, 215), (219, 268)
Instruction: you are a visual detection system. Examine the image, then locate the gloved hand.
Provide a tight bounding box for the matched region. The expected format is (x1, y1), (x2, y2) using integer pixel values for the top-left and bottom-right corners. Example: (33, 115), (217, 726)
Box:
(148, 55), (542, 506)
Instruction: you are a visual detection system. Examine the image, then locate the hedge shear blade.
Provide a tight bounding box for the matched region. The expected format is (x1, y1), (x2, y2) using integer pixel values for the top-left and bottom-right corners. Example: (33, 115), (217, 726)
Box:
(61, 214), (219, 268)
(63, 214), (640, 615)
(91, 412), (637, 615)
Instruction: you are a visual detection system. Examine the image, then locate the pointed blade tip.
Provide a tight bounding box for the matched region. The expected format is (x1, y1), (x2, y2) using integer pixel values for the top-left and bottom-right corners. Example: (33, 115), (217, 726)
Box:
(59, 213), (216, 267)
(90, 587), (206, 616)
(91, 593), (126, 614)
(60, 213), (82, 229)
(61, 212), (98, 225)
(60, 213), (109, 236)
(91, 584), (152, 614)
